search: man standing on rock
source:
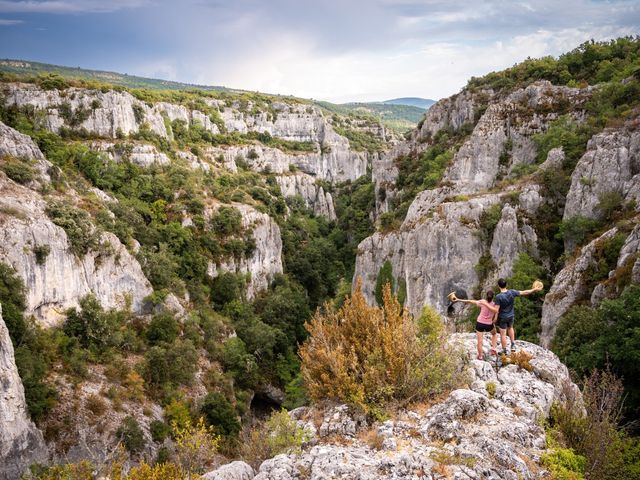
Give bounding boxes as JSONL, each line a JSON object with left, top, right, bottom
{"left": 494, "top": 278, "right": 542, "bottom": 354}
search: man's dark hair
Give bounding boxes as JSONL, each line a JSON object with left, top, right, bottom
{"left": 498, "top": 278, "right": 507, "bottom": 288}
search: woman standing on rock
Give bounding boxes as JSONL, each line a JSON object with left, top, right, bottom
{"left": 449, "top": 291, "right": 499, "bottom": 360}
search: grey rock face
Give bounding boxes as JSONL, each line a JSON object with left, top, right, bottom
{"left": 201, "top": 461, "right": 255, "bottom": 480}
{"left": 490, "top": 204, "right": 538, "bottom": 281}
{"left": 254, "top": 334, "right": 580, "bottom": 480}
{"left": 2, "top": 83, "right": 373, "bottom": 184}
{"left": 0, "top": 120, "right": 52, "bottom": 185}
{"left": 0, "top": 304, "right": 48, "bottom": 480}
{"left": 0, "top": 174, "right": 153, "bottom": 326}
{"left": 540, "top": 228, "right": 619, "bottom": 347}
{"left": 360, "top": 82, "right": 590, "bottom": 316}
{"left": 207, "top": 203, "right": 283, "bottom": 299}
{"left": 564, "top": 128, "right": 640, "bottom": 221}
{"left": 89, "top": 141, "right": 171, "bottom": 167}
{"left": 275, "top": 173, "right": 336, "bottom": 220}
{"left": 354, "top": 195, "right": 502, "bottom": 316}
{"left": 204, "top": 140, "right": 369, "bottom": 184}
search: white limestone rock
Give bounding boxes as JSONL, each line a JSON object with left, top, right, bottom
{"left": 207, "top": 203, "right": 283, "bottom": 299}
{"left": 202, "top": 461, "right": 255, "bottom": 480}
{"left": 89, "top": 141, "right": 170, "bottom": 167}
{"left": 254, "top": 333, "right": 580, "bottom": 480}
{"left": 540, "top": 228, "right": 619, "bottom": 347}
{"left": 275, "top": 173, "right": 336, "bottom": 220}
{"left": 0, "top": 304, "right": 48, "bottom": 480}
{"left": 564, "top": 127, "right": 640, "bottom": 222}
{"left": 0, "top": 174, "right": 153, "bottom": 326}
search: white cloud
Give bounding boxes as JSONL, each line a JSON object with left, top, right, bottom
{"left": 0, "top": 17, "right": 22, "bottom": 23}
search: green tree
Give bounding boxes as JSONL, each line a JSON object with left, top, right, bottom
{"left": 374, "top": 260, "right": 395, "bottom": 306}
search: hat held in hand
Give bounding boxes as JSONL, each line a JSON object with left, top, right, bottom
{"left": 532, "top": 280, "right": 544, "bottom": 290}
{"left": 447, "top": 291, "right": 458, "bottom": 302}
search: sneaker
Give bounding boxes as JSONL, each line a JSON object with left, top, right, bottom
{"left": 511, "top": 343, "right": 517, "bottom": 353}
{"left": 477, "top": 354, "right": 484, "bottom": 360}
{"left": 490, "top": 349, "right": 497, "bottom": 356}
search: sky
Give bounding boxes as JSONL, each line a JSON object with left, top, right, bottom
{"left": 0, "top": 1, "right": 638, "bottom": 103}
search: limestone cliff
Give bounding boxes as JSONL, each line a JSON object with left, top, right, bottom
{"left": 207, "top": 334, "right": 580, "bottom": 480}
{"left": 207, "top": 202, "right": 283, "bottom": 299}
{"left": 357, "top": 81, "right": 586, "bottom": 317}
{"left": 0, "top": 304, "right": 48, "bottom": 480}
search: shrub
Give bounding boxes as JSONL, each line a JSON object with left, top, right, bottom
{"left": 558, "top": 215, "right": 601, "bottom": 253}
{"left": 486, "top": 382, "right": 497, "bottom": 398}
{"left": 146, "top": 313, "right": 179, "bottom": 346}
{"left": 63, "top": 294, "right": 119, "bottom": 353}
{"left": 374, "top": 260, "right": 395, "bottom": 306}
{"left": 1, "top": 156, "right": 35, "bottom": 184}
{"left": 502, "top": 350, "right": 533, "bottom": 371}
{"left": 172, "top": 417, "right": 219, "bottom": 475}
{"left": 126, "top": 462, "right": 187, "bottom": 480}
{"left": 541, "top": 446, "right": 586, "bottom": 480}
{"left": 33, "top": 244, "right": 50, "bottom": 265}
{"left": 45, "top": 200, "right": 101, "bottom": 257}
{"left": 200, "top": 392, "right": 241, "bottom": 438}
{"left": 85, "top": 394, "right": 107, "bottom": 417}
{"left": 300, "top": 281, "right": 457, "bottom": 415}
{"left": 117, "top": 416, "right": 146, "bottom": 454}
{"left": 143, "top": 339, "right": 198, "bottom": 391}
{"left": 150, "top": 420, "right": 171, "bottom": 443}
{"left": 241, "top": 409, "right": 310, "bottom": 468}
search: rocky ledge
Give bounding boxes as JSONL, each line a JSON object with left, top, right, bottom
{"left": 203, "top": 334, "right": 579, "bottom": 480}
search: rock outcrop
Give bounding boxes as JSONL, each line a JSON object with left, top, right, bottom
{"left": 0, "top": 173, "right": 153, "bottom": 326}
{"left": 202, "top": 461, "right": 255, "bottom": 480}
{"left": 0, "top": 304, "right": 48, "bottom": 480}
{"left": 540, "top": 228, "right": 619, "bottom": 347}
{"left": 2, "top": 83, "right": 373, "bottom": 184}
{"left": 251, "top": 334, "right": 579, "bottom": 480}
{"left": 563, "top": 127, "right": 640, "bottom": 222}
{"left": 358, "top": 81, "right": 591, "bottom": 317}
{"left": 89, "top": 141, "right": 171, "bottom": 167}
{"left": 354, "top": 195, "right": 502, "bottom": 316}
{"left": 275, "top": 173, "right": 336, "bottom": 220}
{"left": 208, "top": 203, "right": 283, "bottom": 299}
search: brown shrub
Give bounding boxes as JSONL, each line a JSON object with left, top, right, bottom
{"left": 85, "top": 394, "right": 108, "bottom": 418}
{"left": 300, "top": 281, "right": 457, "bottom": 417}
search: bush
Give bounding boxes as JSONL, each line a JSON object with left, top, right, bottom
{"left": 150, "top": 420, "right": 171, "bottom": 443}
{"left": 146, "top": 313, "right": 179, "bottom": 346}
{"left": 300, "top": 281, "right": 457, "bottom": 415}
{"left": 241, "top": 409, "right": 310, "bottom": 468}
{"left": 200, "top": 392, "right": 241, "bottom": 438}
{"left": 45, "top": 200, "right": 101, "bottom": 257}
{"left": 541, "top": 446, "right": 586, "bottom": 480}
{"left": 172, "top": 417, "right": 219, "bottom": 475}
{"left": 374, "top": 260, "right": 395, "bottom": 306}
{"left": 143, "top": 339, "right": 199, "bottom": 392}
{"left": 63, "top": 294, "right": 121, "bottom": 353}
{"left": 117, "top": 416, "right": 146, "bottom": 454}
{"left": 1, "top": 156, "right": 35, "bottom": 184}
{"left": 33, "top": 244, "right": 50, "bottom": 265}
{"left": 126, "top": 462, "right": 187, "bottom": 480}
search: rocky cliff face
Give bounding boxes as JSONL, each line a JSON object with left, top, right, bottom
{"left": 229, "top": 334, "right": 581, "bottom": 480}
{"left": 0, "top": 304, "right": 48, "bottom": 480}
{"left": 207, "top": 203, "right": 284, "bottom": 299}
{"left": 357, "top": 81, "right": 586, "bottom": 317}
{"left": 275, "top": 173, "right": 336, "bottom": 220}
{"left": 0, "top": 122, "right": 153, "bottom": 326}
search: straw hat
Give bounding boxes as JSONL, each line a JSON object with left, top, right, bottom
{"left": 532, "top": 280, "right": 544, "bottom": 290}
{"left": 447, "top": 291, "right": 458, "bottom": 302}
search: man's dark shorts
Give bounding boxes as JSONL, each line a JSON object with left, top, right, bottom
{"left": 498, "top": 317, "right": 514, "bottom": 329}
{"left": 475, "top": 322, "right": 494, "bottom": 333}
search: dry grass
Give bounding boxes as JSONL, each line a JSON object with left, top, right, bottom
{"left": 502, "top": 350, "right": 533, "bottom": 371}
{"left": 358, "top": 428, "right": 385, "bottom": 450}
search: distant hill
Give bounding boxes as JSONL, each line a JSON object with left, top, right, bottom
{"left": 382, "top": 97, "right": 436, "bottom": 109}
{"left": 0, "top": 59, "right": 427, "bottom": 132}
{"left": 0, "top": 59, "right": 231, "bottom": 92}
{"left": 317, "top": 101, "right": 427, "bottom": 132}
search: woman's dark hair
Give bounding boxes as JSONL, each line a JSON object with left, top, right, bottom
{"left": 486, "top": 290, "right": 494, "bottom": 302}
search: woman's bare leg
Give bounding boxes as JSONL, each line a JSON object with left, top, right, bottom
{"left": 476, "top": 331, "right": 483, "bottom": 359}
